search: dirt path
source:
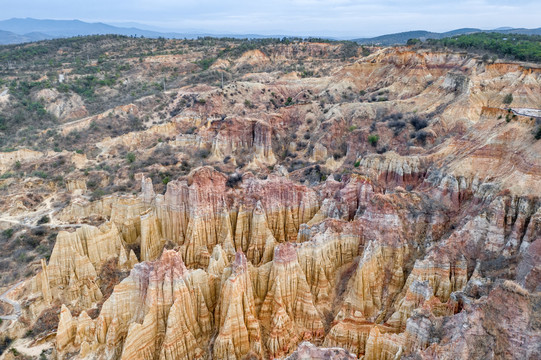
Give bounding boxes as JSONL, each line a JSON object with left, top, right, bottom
{"left": 0, "top": 281, "right": 23, "bottom": 321}
{"left": 0, "top": 195, "right": 80, "bottom": 230}
{"left": 0, "top": 216, "right": 80, "bottom": 230}
{"left": 511, "top": 107, "right": 541, "bottom": 118}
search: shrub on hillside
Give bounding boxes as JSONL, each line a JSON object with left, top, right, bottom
{"left": 226, "top": 173, "right": 243, "bottom": 188}
{"left": 410, "top": 116, "right": 428, "bottom": 130}
{"left": 368, "top": 134, "right": 379, "bottom": 147}
{"left": 535, "top": 126, "right": 541, "bottom": 140}
{"left": 503, "top": 93, "right": 513, "bottom": 105}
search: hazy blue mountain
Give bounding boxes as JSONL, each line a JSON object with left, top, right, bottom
{"left": 0, "top": 30, "right": 32, "bottom": 45}
{"left": 498, "top": 28, "right": 541, "bottom": 35}
{"left": 0, "top": 18, "right": 287, "bottom": 45}
{"left": 0, "top": 29, "right": 53, "bottom": 45}
{"left": 23, "top": 31, "right": 53, "bottom": 41}
{"left": 0, "top": 18, "right": 184, "bottom": 38}
{"left": 106, "top": 22, "right": 224, "bottom": 35}
{"left": 106, "top": 22, "right": 177, "bottom": 32}
{"left": 354, "top": 27, "right": 541, "bottom": 45}
{"left": 0, "top": 18, "right": 540, "bottom": 46}
{"left": 441, "top": 28, "right": 482, "bottom": 37}
{"left": 354, "top": 28, "right": 481, "bottom": 45}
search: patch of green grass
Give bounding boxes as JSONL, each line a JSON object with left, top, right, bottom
{"left": 31, "top": 171, "right": 48, "bottom": 179}
{"left": 126, "top": 152, "right": 136, "bottom": 163}
{"left": 368, "top": 134, "right": 379, "bottom": 147}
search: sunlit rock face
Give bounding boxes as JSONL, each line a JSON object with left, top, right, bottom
{"left": 32, "top": 223, "right": 137, "bottom": 309}
{"left": 44, "top": 163, "right": 541, "bottom": 359}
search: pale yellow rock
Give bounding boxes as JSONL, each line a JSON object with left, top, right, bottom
{"left": 140, "top": 211, "right": 165, "bottom": 261}
{"left": 243, "top": 201, "right": 277, "bottom": 265}
{"left": 252, "top": 121, "right": 277, "bottom": 165}
{"left": 34, "top": 223, "right": 130, "bottom": 307}
{"left": 364, "top": 327, "right": 404, "bottom": 360}
{"left": 65, "top": 177, "right": 87, "bottom": 193}
{"left": 213, "top": 252, "right": 263, "bottom": 360}
{"left": 342, "top": 240, "right": 407, "bottom": 322}
{"left": 57, "top": 195, "right": 144, "bottom": 248}
{"left": 258, "top": 243, "right": 325, "bottom": 345}
{"left": 120, "top": 310, "right": 159, "bottom": 360}
{"left": 158, "top": 282, "right": 211, "bottom": 360}
{"left": 311, "top": 143, "right": 328, "bottom": 162}
{"left": 56, "top": 305, "right": 77, "bottom": 353}
{"left": 207, "top": 244, "right": 230, "bottom": 277}
{"left": 39, "top": 258, "right": 52, "bottom": 305}
{"left": 183, "top": 208, "right": 235, "bottom": 268}
{"left": 156, "top": 180, "right": 190, "bottom": 244}
{"left": 0, "top": 148, "right": 42, "bottom": 172}
{"left": 110, "top": 196, "right": 146, "bottom": 245}
{"left": 141, "top": 175, "right": 156, "bottom": 205}
{"left": 387, "top": 252, "right": 467, "bottom": 331}
{"left": 79, "top": 341, "right": 91, "bottom": 358}
{"left": 58, "top": 196, "right": 116, "bottom": 222}
{"left": 324, "top": 240, "right": 408, "bottom": 356}
{"left": 296, "top": 223, "right": 360, "bottom": 310}
{"left": 75, "top": 311, "right": 95, "bottom": 347}
{"left": 97, "top": 121, "right": 179, "bottom": 152}
{"left": 356, "top": 151, "right": 424, "bottom": 186}
{"left": 70, "top": 152, "right": 88, "bottom": 168}
{"left": 265, "top": 277, "right": 298, "bottom": 358}
{"left": 75, "top": 250, "right": 215, "bottom": 359}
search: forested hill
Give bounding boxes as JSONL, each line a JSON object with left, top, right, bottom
{"left": 412, "top": 32, "right": 541, "bottom": 63}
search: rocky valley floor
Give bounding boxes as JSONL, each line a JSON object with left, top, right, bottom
{"left": 0, "top": 37, "right": 540, "bottom": 360}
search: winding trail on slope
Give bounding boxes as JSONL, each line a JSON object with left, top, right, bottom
{"left": 0, "top": 281, "right": 23, "bottom": 321}
{"left": 0, "top": 196, "right": 81, "bottom": 230}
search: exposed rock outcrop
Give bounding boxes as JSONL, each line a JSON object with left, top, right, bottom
{"left": 213, "top": 252, "right": 262, "bottom": 359}
{"left": 32, "top": 223, "right": 135, "bottom": 309}
{"left": 6, "top": 44, "right": 541, "bottom": 360}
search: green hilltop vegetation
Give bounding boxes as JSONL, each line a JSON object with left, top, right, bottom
{"left": 411, "top": 32, "right": 541, "bottom": 63}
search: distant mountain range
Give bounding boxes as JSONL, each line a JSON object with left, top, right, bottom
{"left": 0, "top": 18, "right": 280, "bottom": 45}
{"left": 354, "top": 27, "right": 541, "bottom": 45}
{"left": 0, "top": 18, "right": 540, "bottom": 46}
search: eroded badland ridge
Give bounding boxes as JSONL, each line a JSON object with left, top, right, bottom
{"left": 0, "top": 36, "right": 540, "bottom": 360}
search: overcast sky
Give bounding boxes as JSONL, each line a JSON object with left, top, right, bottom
{"left": 3, "top": 0, "right": 540, "bottom": 38}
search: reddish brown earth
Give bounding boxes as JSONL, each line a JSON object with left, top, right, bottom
{"left": 0, "top": 38, "right": 540, "bottom": 359}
